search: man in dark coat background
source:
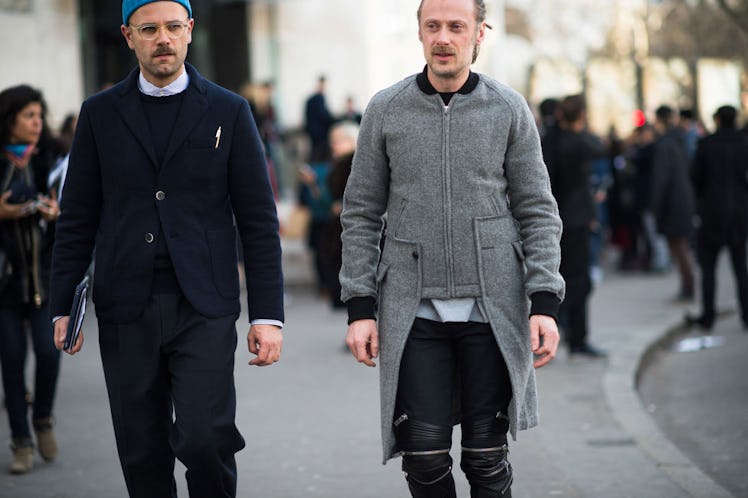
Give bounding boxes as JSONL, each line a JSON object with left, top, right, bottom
{"left": 49, "top": 1, "right": 284, "bottom": 496}
{"left": 650, "top": 105, "right": 696, "bottom": 301}
{"left": 304, "top": 75, "right": 335, "bottom": 162}
{"left": 688, "top": 105, "right": 748, "bottom": 330}
{"left": 542, "top": 94, "right": 607, "bottom": 357}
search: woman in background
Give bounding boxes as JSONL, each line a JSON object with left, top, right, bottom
{"left": 0, "top": 84, "right": 62, "bottom": 474}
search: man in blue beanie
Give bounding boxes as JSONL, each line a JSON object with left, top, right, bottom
{"left": 50, "top": 1, "right": 284, "bottom": 497}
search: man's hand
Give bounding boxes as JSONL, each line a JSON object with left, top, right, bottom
{"left": 54, "top": 316, "right": 84, "bottom": 355}
{"left": 345, "top": 319, "right": 379, "bottom": 367}
{"left": 247, "top": 324, "right": 283, "bottom": 366}
{"left": 530, "top": 314, "right": 559, "bottom": 368}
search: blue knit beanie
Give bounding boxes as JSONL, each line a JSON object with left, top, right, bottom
{"left": 122, "top": 0, "right": 192, "bottom": 25}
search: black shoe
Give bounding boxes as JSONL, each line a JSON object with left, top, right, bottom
{"left": 569, "top": 343, "right": 608, "bottom": 358}
{"left": 684, "top": 313, "right": 713, "bottom": 330}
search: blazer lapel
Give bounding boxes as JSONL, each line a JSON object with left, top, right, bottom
{"left": 162, "top": 83, "right": 209, "bottom": 167}
{"left": 115, "top": 72, "right": 159, "bottom": 169}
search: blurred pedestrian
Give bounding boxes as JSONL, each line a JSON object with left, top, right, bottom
{"left": 48, "top": 1, "right": 284, "bottom": 496}
{"left": 340, "top": 0, "right": 564, "bottom": 495}
{"left": 57, "top": 113, "right": 77, "bottom": 156}
{"left": 304, "top": 75, "right": 335, "bottom": 162}
{"left": 0, "top": 84, "right": 62, "bottom": 474}
{"left": 687, "top": 105, "right": 748, "bottom": 331}
{"left": 588, "top": 128, "right": 617, "bottom": 284}
{"left": 47, "top": 112, "right": 79, "bottom": 203}
{"left": 325, "top": 121, "right": 359, "bottom": 309}
{"left": 297, "top": 158, "right": 333, "bottom": 296}
{"left": 241, "top": 81, "right": 282, "bottom": 197}
{"left": 542, "top": 94, "right": 607, "bottom": 358}
{"left": 628, "top": 123, "right": 669, "bottom": 272}
{"left": 678, "top": 108, "right": 702, "bottom": 162}
{"left": 650, "top": 105, "right": 696, "bottom": 301}
{"left": 340, "top": 96, "right": 362, "bottom": 124}
{"left": 537, "top": 97, "right": 558, "bottom": 139}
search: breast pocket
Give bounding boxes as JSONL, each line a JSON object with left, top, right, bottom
{"left": 186, "top": 138, "right": 215, "bottom": 149}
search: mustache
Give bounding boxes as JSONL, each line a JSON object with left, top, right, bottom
{"left": 432, "top": 47, "right": 455, "bottom": 56}
{"left": 152, "top": 47, "right": 176, "bottom": 57}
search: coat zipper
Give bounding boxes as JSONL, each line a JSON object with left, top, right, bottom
{"left": 442, "top": 100, "right": 455, "bottom": 296}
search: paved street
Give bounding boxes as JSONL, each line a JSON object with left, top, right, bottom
{"left": 0, "top": 243, "right": 742, "bottom": 497}
{"left": 639, "top": 317, "right": 748, "bottom": 498}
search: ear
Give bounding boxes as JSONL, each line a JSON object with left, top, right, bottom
{"left": 475, "top": 21, "right": 486, "bottom": 45}
{"left": 121, "top": 25, "right": 135, "bottom": 49}
{"left": 186, "top": 18, "right": 195, "bottom": 44}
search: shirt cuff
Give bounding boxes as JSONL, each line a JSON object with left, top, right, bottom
{"left": 250, "top": 319, "right": 284, "bottom": 329}
{"left": 52, "top": 316, "right": 64, "bottom": 323}
{"left": 529, "top": 292, "right": 560, "bottom": 322}
{"left": 346, "top": 296, "right": 376, "bottom": 325}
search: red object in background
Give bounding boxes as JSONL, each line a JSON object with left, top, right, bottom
{"left": 633, "top": 109, "right": 647, "bottom": 128}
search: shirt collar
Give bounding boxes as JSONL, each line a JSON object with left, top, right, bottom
{"left": 416, "top": 65, "right": 479, "bottom": 96}
{"left": 138, "top": 68, "right": 189, "bottom": 97}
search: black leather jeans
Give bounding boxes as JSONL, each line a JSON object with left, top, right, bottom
{"left": 395, "top": 318, "right": 513, "bottom": 497}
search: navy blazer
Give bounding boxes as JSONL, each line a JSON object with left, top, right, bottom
{"left": 50, "top": 64, "right": 284, "bottom": 324}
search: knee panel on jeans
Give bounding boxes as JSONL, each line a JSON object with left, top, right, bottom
{"left": 395, "top": 414, "right": 453, "bottom": 486}
{"left": 460, "top": 413, "right": 512, "bottom": 495}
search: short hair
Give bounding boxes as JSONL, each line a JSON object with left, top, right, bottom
{"left": 539, "top": 98, "right": 558, "bottom": 119}
{"left": 679, "top": 109, "right": 694, "bottom": 120}
{"left": 0, "top": 84, "right": 49, "bottom": 145}
{"left": 655, "top": 105, "right": 674, "bottom": 124}
{"left": 558, "top": 94, "right": 585, "bottom": 124}
{"left": 417, "top": 0, "right": 487, "bottom": 25}
{"left": 714, "top": 105, "right": 737, "bottom": 128}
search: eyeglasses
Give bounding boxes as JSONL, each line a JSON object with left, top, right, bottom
{"left": 129, "top": 21, "right": 189, "bottom": 41}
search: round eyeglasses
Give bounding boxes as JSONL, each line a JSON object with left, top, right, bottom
{"left": 129, "top": 21, "right": 189, "bottom": 41}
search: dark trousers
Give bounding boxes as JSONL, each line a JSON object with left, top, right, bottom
{"left": 697, "top": 232, "right": 748, "bottom": 325}
{"left": 396, "top": 317, "right": 512, "bottom": 435}
{"left": 668, "top": 237, "right": 696, "bottom": 296}
{"left": 0, "top": 303, "right": 60, "bottom": 441}
{"left": 559, "top": 226, "right": 591, "bottom": 349}
{"left": 98, "top": 293, "right": 245, "bottom": 498}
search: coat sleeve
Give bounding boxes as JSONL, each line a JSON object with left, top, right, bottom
{"left": 339, "top": 95, "right": 390, "bottom": 305}
{"left": 502, "top": 96, "right": 565, "bottom": 304}
{"left": 228, "top": 99, "right": 284, "bottom": 323}
{"left": 49, "top": 101, "right": 102, "bottom": 318}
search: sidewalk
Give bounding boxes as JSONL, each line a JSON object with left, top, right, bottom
{"left": 0, "top": 244, "right": 738, "bottom": 497}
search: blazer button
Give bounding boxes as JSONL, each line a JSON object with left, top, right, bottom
{"left": 156, "top": 190, "right": 166, "bottom": 201}
{"left": 144, "top": 232, "right": 155, "bottom": 244}
{"left": 412, "top": 251, "right": 419, "bottom": 259}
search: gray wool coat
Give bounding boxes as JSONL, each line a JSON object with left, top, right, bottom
{"left": 340, "top": 72, "right": 565, "bottom": 463}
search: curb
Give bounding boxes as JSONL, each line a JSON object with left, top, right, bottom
{"left": 603, "top": 313, "right": 734, "bottom": 498}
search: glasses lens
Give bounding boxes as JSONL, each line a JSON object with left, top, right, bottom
{"left": 138, "top": 25, "right": 159, "bottom": 39}
{"left": 166, "top": 22, "right": 186, "bottom": 38}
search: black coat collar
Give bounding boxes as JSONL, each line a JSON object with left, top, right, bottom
{"left": 416, "top": 65, "right": 479, "bottom": 96}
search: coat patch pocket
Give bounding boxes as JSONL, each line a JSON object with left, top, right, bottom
{"left": 476, "top": 216, "right": 519, "bottom": 248}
